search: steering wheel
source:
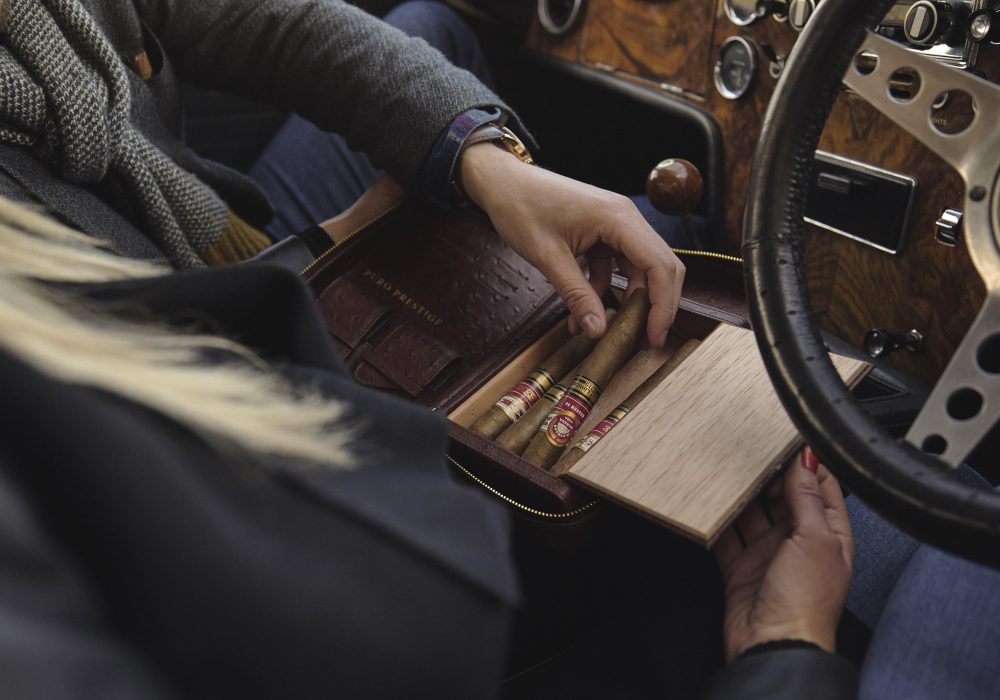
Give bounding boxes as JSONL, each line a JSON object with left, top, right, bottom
{"left": 744, "top": 0, "right": 1000, "bottom": 565}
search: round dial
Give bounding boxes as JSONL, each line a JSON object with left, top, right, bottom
{"left": 714, "top": 37, "right": 758, "bottom": 100}
{"left": 724, "top": 0, "right": 760, "bottom": 26}
{"left": 538, "top": 0, "right": 584, "bottom": 36}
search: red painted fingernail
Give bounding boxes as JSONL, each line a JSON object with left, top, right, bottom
{"left": 803, "top": 447, "right": 819, "bottom": 473}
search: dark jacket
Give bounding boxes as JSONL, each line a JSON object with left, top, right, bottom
{"left": 0, "top": 263, "right": 517, "bottom": 699}
{"left": 0, "top": 262, "right": 858, "bottom": 698}
{"left": 0, "top": 0, "right": 510, "bottom": 261}
{"left": 702, "top": 649, "right": 858, "bottom": 699}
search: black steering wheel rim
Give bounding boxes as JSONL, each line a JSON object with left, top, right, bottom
{"left": 743, "top": 0, "right": 1000, "bottom": 565}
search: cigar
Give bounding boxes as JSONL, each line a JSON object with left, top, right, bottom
{"left": 551, "top": 339, "right": 701, "bottom": 474}
{"left": 470, "top": 318, "right": 609, "bottom": 439}
{"left": 522, "top": 288, "right": 651, "bottom": 470}
{"left": 494, "top": 364, "right": 580, "bottom": 454}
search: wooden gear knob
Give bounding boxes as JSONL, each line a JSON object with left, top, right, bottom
{"left": 645, "top": 159, "right": 704, "bottom": 215}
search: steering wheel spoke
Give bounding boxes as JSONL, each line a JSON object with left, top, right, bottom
{"left": 906, "top": 294, "right": 1000, "bottom": 467}
{"left": 842, "top": 31, "right": 1000, "bottom": 184}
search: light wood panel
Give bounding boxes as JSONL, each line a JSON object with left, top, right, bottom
{"left": 565, "top": 324, "right": 868, "bottom": 543}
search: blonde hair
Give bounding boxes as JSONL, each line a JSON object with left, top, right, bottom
{"left": 0, "top": 198, "right": 355, "bottom": 467}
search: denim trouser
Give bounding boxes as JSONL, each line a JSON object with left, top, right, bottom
{"left": 847, "top": 467, "right": 1000, "bottom": 700}
{"left": 248, "top": 1, "right": 691, "bottom": 247}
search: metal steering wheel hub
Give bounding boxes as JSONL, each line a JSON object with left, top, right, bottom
{"left": 743, "top": 0, "right": 1000, "bottom": 564}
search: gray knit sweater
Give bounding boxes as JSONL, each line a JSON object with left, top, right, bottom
{"left": 0, "top": 0, "right": 512, "bottom": 261}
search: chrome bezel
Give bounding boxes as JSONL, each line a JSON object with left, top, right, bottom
{"left": 724, "top": 0, "right": 759, "bottom": 26}
{"left": 803, "top": 151, "right": 917, "bottom": 255}
{"left": 714, "top": 36, "right": 758, "bottom": 100}
{"left": 538, "top": 0, "right": 584, "bottom": 36}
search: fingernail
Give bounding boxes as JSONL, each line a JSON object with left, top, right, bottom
{"left": 657, "top": 330, "right": 669, "bottom": 348}
{"left": 802, "top": 447, "right": 819, "bottom": 473}
{"left": 581, "top": 313, "right": 602, "bottom": 337}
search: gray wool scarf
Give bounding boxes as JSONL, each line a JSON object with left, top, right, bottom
{"left": 0, "top": 0, "right": 227, "bottom": 267}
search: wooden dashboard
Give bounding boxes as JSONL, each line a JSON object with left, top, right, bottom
{"left": 523, "top": 0, "right": 998, "bottom": 385}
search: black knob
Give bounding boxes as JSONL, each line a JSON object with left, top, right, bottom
{"left": 864, "top": 328, "right": 924, "bottom": 359}
{"left": 968, "top": 9, "right": 1000, "bottom": 44}
{"left": 754, "top": 0, "right": 787, "bottom": 19}
{"left": 903, "top": 0, "right": 959, "bottom": 46}
{"left": 787, "top": 0, "right": 814, "bottom": 31}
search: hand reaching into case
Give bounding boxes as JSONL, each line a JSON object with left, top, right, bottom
{"left": 459, "top": 142, "right": 685, "bottom": 349}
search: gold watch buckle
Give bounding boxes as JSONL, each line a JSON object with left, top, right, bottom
{"left": 497, "top": 126, "right": 534, "bottom": 165}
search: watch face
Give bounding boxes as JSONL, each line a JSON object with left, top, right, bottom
{"left": 715, "top": 37, "right": 757, "bottom": 100}
{"left": 725, "top": 0, "right": 759, "bottom": 25}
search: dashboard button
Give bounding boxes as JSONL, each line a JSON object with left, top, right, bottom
{"left": 787, "top": 0, "right": 815, "bottom": 31}
{"left": 903, "top": 0, "right": 956, "bottom": 46}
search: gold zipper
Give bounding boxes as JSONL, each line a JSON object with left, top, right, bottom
{"left": 299, "top": 201, "right": 407, "bottom": 278}
{"left": 446, "top": 455, "right": 600, "bottom": 520}
{"left": 672, "top": 248, "right": 744, "bottom": 264}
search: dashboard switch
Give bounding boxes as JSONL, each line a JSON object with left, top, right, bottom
{"left": 935, "top": 208, "right": 964, "bottom": 246}
{"left": 903, "top": 0, "right": 959, "bottom": 47}
{"left": 787, "top": 0, "right": 815, "bottom": 31}
{"left": 968, "top": 9, "right": 1000, "bottom": 44}
{"left": 865, "top": 328, "right": 924, "bottom": 359}
{"left": 754, "top": 0, "right": 788, "bottom": 20}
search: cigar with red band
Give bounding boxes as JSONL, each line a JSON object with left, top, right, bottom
{"left": 494, "top": 363, "right": 580, "bottom": 454}
{"left": 522, "top": 289, "right": 651, "bottom": 469}
{"left": 551, "top": 338, "right": 701, "bottom": 474}
{"left": 470, "top": 318, "right": 608, "bottom": 439}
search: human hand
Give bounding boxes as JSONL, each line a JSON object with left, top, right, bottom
{"left": 713, "top": 449, "right": 854, "bottom": 662}
{"left": 459, "top": 142, "right": 685, "bottom": 348}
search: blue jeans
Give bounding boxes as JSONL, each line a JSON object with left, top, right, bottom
{"left": 847, "top": 469, "right": 1000, "bottom": 700}
{"left": 248, "top": 1, "right": 691, "bottom": 247}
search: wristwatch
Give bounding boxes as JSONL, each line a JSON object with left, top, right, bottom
{"left": 451, "top": 124, "right": 534, "bottom": 208}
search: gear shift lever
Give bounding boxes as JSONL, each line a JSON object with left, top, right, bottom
{"left": 645, "top": 159, "right": 705, "bottom": 250}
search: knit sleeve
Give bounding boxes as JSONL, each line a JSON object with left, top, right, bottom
{"left": 132, "top": 0, "right": 516, "bottom": 190}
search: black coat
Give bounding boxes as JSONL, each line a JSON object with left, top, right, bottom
{"left": 0, "top": 263, "right": 516, "bottom": 699}
{"left": 0, "top": 263, "right": 856, "bottom": 698}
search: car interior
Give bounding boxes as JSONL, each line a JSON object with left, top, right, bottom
{"left": 181, "top": 0, "right": 1000, "bottom": 554}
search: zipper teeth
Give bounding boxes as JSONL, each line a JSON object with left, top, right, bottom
{"left": 672, "top": 248, "right": 744, "bottom": 264}
{"left": 446, "top": 455, "right": 600, "bottom": 520}
{"left": 299, "top": 201, "right": 406, "bottom": 278}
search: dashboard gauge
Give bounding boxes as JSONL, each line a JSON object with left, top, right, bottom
{"left": 724, "top": 0, "right": 759, "bottom": 26}
{"left": 538, "top": 0, "right": 584, "bottom": 36}
{"left": 714, "top": 37, "right": 758, "bottom": 100}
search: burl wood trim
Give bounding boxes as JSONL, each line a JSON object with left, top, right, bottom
{"left": 525, "top": 1, "right": 588, "bottom": 63}
{"left": 806, "top": 92, "right": 988, "bottom": 384}
{"left": 524, "top": 0, "right": 998, "bottom": 383}
{"left": 577, "top": 0, "right": 716, "bottom": 97}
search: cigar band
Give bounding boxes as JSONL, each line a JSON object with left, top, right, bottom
{"left": 543, "top": 383, "right": 568, "bottom": 404}
{"left": 495, "top": 369, "right": 554, "bottom": 422}
{"left": 574, "top": 405, "right": 630, "bottom": 453}
{"left": 568, "top": 375, "right": 602, "bottom": 404}
{"left": 543, "top": 386, "right": 597, "bottom": 448}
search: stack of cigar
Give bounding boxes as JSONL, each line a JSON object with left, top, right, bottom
{"left": 471, "top": 289, "right": 699, "bottom": 472}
